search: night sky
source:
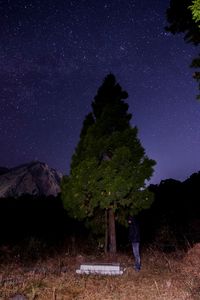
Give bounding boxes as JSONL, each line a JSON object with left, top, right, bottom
{"left": 1, "top": 0, "right": 200, "bottom": 184}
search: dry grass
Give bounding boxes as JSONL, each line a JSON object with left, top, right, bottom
{"left": 0, "top": 245, "right": 200, "bottom": 300}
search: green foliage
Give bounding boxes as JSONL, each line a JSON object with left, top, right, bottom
{"left": 166, "top": 0, "right": 200, "bottom": 45}
{"left": 189, "top": 0, "right": 200, "bottom": 24}
{"left": 166, "top": 0, "right": 200, "bottom": 98}
{"left": 61, "top": 74, "right": 156, "bottom": 234}
{"left": 188, "top": 0, "right": 200, "bottom": 98}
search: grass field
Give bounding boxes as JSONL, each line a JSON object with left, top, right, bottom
{"left": 0, "top": 244, "right": 200, "bottom": 299}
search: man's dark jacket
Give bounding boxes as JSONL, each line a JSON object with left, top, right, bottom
{"left": 128, "top": 216, "right": 140, "bottom": 242}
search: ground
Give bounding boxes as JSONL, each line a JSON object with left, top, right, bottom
{"left": 0, "top": 244, "right": 200, "bottom": 300}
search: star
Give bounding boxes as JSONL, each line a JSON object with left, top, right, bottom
{"left": 0, "top": 0, "right": 199, "bottom": 184}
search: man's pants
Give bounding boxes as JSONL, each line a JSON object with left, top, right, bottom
{"left": 132, "top": 242, "right": 141, "bottom": 270}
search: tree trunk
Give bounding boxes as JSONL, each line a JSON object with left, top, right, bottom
{"left": 104, "top": 209, "right": 108, "bottom": 254}
{"left": 108, "top": 208, "right": 116, "bottom": 253}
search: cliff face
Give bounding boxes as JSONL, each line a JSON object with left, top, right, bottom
{"left": 0, "top": 161, "right": 62, "bottom": 198}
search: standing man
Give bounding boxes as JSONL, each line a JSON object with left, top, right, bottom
{"left": 128, "top": 215, "right": 141, "bottom": 271}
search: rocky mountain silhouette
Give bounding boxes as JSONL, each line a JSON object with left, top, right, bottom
{"left": 0, "top": 161, "right": 62, "bottom": 198}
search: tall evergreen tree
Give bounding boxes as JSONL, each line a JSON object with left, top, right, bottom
{"left": 61, "top": 74, "right": 156, "bottom": 253}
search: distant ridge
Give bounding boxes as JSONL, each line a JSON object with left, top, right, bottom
{"left": 0, "top": 161, "right": 62, "bottom": 198}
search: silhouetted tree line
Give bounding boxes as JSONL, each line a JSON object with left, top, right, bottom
{"left": 0, "top": 194, "right": 86, "bottom": 246}
{"left": 140, "top": 173, "right": 200, "bottom": 251}
{"left": 0, "top": 171, "right": 200, "bottom": 251}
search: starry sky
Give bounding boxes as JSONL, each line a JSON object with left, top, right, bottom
{"left": 0, "top": 0, "right": 200, "bottom": 184}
